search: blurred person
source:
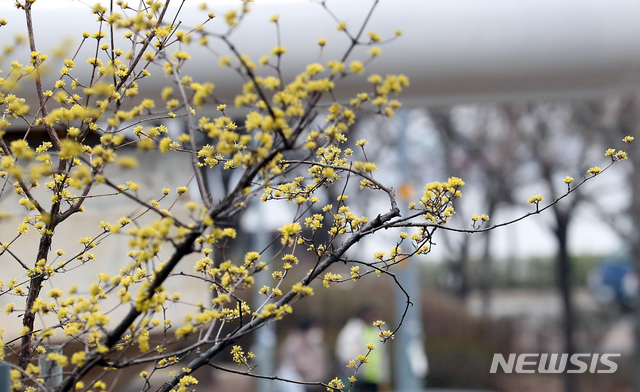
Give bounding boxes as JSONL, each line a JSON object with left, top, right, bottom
{"left": 336, "top": 306, "right": 390, "bottom": 392}
{"left": 278, "top": 318, "right": 329, "bottom": 392}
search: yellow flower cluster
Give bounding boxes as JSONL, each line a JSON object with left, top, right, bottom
{"left": 292, "top": 282, "right": 314, "bottom": 296}
{"left": 322, "top": 272, "right": 342, "bottom": 288}
{"left": 327, "top": 377, "right": 345, "bottom": 391}
{"left": 470, "top": 214, "right": 490, "bottom": 230}
{"left": 528, "top": 194, "right": 544, "bottom": 204}
{"left": 231, "top": 345, "right": 255, "bottom": 367}
{"left": 279, "top": 222, "right": 302, "bottom": 246}
{"left": 417, "top": 177, "right": 465, "bottom": 225}
{"left": 587, "top": 166, "right": 602, "bottom": 175}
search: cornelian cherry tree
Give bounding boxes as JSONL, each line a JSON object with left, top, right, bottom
{"left": 0, "top": 1, "right": 631, "bottom": 391}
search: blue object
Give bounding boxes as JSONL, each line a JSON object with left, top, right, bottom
{"left": 588, "top": 257, "right": 638, "bottom": 309}
{"left": 0, "top": 361, "right": 10, "bottom": 392}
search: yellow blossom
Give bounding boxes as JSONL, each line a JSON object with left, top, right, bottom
{"left": 587, "top": 166, "right": 602, "bottom": 175}
{"left": 528, "top": 194, "right": 544, "bottom": 204}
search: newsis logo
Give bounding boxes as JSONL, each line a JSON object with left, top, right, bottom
{"left": 490, "top": 353, "right": 621, "bottom": 374}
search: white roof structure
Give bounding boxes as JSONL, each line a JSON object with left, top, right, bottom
{"left": 1, "top": 0, "right": 640, "bottom": 105}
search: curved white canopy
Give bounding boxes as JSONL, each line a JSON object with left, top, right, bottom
{"left": 2, "top": 0, "right": 640, "bottom": 106}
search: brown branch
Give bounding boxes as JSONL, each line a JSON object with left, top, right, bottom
{"left": 24, "top": 2, "right": 62, "bottom": 150}
{"left": 171, "top": 66, "right": 212, "bottom": 209}
{"left": 208, "top": 362, "right": 336, "bottom": 390}
{"left": 219, "top": 36, "right": 289, "bottom": 146}
{"left": 100, "top": 176, "right": 189, "bottom": 228}
{"left": 386, "top": 159, "right": 618, "bottom": 234}
{"left": 157, "top": 204, "right": 401, "bottom": 392}
{"left": 114, "top": 0, "right": 172, "bottom": 93}
{"left": 281, "top": 159, "right": 396, "bottom": 208}
{"left": 17, "top": 232, "right": 53, "bottom": 369}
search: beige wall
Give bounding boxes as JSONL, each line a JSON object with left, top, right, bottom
{"left": 0, "top": 150, "right": 211, "bottom": 336}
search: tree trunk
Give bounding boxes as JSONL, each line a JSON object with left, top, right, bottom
{"left": 451, "top": 235, "right": 471, "bottom": 300}
{"left": 479, "top": 202, "right": 497, "bottom": 317}
{"left": 628, "top": 133, "right": 640, "bottom": 392}
{"left": 556, "top": 212, "right": 576, "bottom": 392}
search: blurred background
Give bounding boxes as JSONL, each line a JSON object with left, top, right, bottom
{"left": 3, "top": 0, "right": 640, "bottom": 391}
